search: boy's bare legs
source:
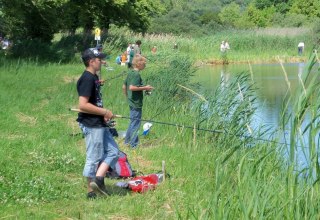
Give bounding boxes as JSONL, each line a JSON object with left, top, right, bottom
{"left": 96, "top": 162, "right": 109, "bottom": 176}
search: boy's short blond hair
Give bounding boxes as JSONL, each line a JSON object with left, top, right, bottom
{"left": 132, "top": 54, "right": 146, "bottom": 67}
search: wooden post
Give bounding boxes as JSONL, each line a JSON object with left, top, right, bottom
{"left": 193, "top": 124, "right": 196, "bottom": 147}
{"left": 162, "top": 160, "right": 166, "bottom": 182}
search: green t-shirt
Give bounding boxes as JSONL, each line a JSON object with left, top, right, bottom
{"left": 124, "top": 69, "right": 143, "bottom": 108}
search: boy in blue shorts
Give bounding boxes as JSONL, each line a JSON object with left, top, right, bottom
{"left": 77, "top": 48, "right": 119, "bottom": 199}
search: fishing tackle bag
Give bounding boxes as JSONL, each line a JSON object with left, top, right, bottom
{"left": 106, "top": 150, "right": 135, "bottom": 179}
{"left": 128, "top": 173, "right": 164, "bottom": 193}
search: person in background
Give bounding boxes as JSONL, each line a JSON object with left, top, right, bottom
{"left": 121, "top": 53, "right": 127, "bottom": 66}
{"left": 225, "top": 40, "right": 230, "bottom": 50}
{"left": 151, "top": 46, "right": 157, "bottom": 54}
{"left": 94, "top": 44, "right": 107, "bottom": 80}
{"left": 2, "top": 38, "right": 10, "bottom": 50}
{"left": 126, "top": 43, "right": 132, "bottom": 56}
{"left": 122, "top": 54, "right": 153, "bottom": 148}
{"left": 298, "top": 42, "right": 305, "bottom": 56}
{"left": 127, "top": 44, "right": 135, "bottom": 68}
{"left": 116, "top": 55, "right": 121, "bottom": 65}
{"left": 220, "top": 41, "right": 226, "bottom": 52}
{"left": 133, "top": 40, "right": 142, "bottom": 55}
{"left": 173, "top": 43, "right": 178, "bottom": 49}
{"left": 77, "top": 48, "right": 119, "bottom": 199}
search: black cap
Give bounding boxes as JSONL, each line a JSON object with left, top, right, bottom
{"left": 81, "top": 48, "right": 106, "bottom": 62}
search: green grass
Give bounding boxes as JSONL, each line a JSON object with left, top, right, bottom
{"left": 1, "top": 51, "right": 320, "bottom": 219}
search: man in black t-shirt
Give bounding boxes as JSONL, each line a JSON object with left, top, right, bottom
{"left": 77, "top": 48, "right": 119, "bottom": 199}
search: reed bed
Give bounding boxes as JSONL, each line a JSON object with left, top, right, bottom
{"left": 108, "top": 28, "right": 311, "bottom": 65}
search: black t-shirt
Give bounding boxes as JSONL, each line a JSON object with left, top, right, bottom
{"left": 76, "top": 70, "right": 106, "bottom": 127}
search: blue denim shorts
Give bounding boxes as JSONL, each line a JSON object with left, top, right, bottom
{"left": 79, "top": 123, "right": 119, "bottom": 178}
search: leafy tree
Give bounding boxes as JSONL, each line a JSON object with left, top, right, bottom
{"left": 219, "top": 3, "right": 242, "bottom": 27}
{"left": 199, "top": 11, "right": 221, "bottom": 25}
{"left": 241, "top": 3, "right": 275, "bottom": 27}
{"left": 289, "top": 0, "right": 320, "bottom": 18}
{"left": 0, "top": 0, "right": 63, "bottom": 42}
{"left": 148, "top": 9, "right": 204, "bottom": 36}
{"left": 280, "top": 13, "right": 309, "bottom": 27}
{"left": 275, "top": 2, "right": 291, "bottom": 13}
{"left": 0, "top": 0, "right": 164, "bottom": 42}
{"left": 254, "top": 0, "right": 274, "bottom": 9}
{"left": 220, "top": 0, "right": 250, "bottom": 6}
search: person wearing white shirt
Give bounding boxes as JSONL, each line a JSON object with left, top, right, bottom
{"left": 220, "top": 41, "right": 226, "bottom": 52}
{"left": 298, "top": 42, "right": 304, "bottom": 56}
{"left": 225, "top": 41, "right": 230, "bottom": 50}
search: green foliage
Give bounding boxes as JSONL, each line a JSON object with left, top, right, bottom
{"left": 199, "top": 11, "right": 220, "bottom": 25}
{"left": 0, "top": 0, "right": 164, "bottom": 42}
{"left": 145, "top": 53, "right": 197, "bottom": 102}
{"left": 219, "top": 3, "right": 242, "bottom": 27}
{"left": 254, "top": 0, "right": 274, "bottom": 9}
{"left": 279, "top": 13, "right": 309, "bottom": 27}
{"left": 199, "top": 73, "right": 258, "bottom": 147}
{"left": 311, "top": 19, "right": 320, "bottom": 44}
{"left": 148, "top": 9, "right": 205, "bottom": 36}
{"left": 1, "top": 0, "right": 319, "bottom": 41}
{"left": 146, "top": 0, "right": 317, "bottom": 35}
{"left": 280, "top": 52, "right": 320, "bottom": 180}
{"left": 243, "top": 3, "right": 275, "bottom": 27}
{"left": 7, "top": 33, "right": 100, "bottom": 63}
{"left": 0, "top": 0, "right": 60, "bottom": 42}
{"left": 289, "top": 0, "right": 320, "bottom": 18}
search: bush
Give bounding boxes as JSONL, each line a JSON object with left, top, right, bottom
{"left": 148, "top": 9, "right": 205, "bottom": 36}
{"left": 280, "top": 14, "right": 309, "bottom": 27}
{"left": 10, "top": 39, "right": 56, "bottom": 62}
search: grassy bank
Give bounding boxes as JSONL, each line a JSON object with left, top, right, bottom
{"left": 1, "top": 52, "right": 320, "bottom": 219}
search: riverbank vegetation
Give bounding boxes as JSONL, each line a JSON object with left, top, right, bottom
{"left": 110, "top": 27, "right": 313, "bottom": 65}
{"left": 1, "top": 51, "right": 320, "bottom": 219}
{"left": 0, "top": 27, "right": 314, "bottom": 65}
{"left": 1, "top": 0, "right": 320, "bottom": 65}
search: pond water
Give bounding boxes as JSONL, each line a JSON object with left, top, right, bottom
{"left": 195, "top": 62, "right": 317, "bottom": 169}
{"left": 196, "top": 62, "right": 306, "bottom": 128}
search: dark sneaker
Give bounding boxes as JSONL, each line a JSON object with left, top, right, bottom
{"left": 87, "top": 191, "right": 97, "bottom": 200}
{"left": 90, "top": 178, "right": 110, "bottom": 196}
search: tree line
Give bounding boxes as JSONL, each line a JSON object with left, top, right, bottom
{"left": 0, "top": 0, "right": 319, "bottom": 42}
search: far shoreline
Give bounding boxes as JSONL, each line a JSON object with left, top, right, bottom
{"left": 196, "top": 56, "right": 308, "bottom": 66}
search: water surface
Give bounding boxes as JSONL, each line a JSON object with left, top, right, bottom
{"left": 195, "top": 62, "right": 317, "bottom": 168}
{"left": 195, "top": 62, "right": 306, "bottom": 129}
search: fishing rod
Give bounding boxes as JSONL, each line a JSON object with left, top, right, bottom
{"left": 98, "top": 71, "right": 127, "bottom": 86}
{"left": 69, "top": 108, "right": 292, "bottom": 146}
{"left": 105, "top": 71, "right": 126, "bottom": 81}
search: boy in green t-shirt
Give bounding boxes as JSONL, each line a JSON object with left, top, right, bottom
{"left": 122, "top": 55, "right": 153, "bottom": 148}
